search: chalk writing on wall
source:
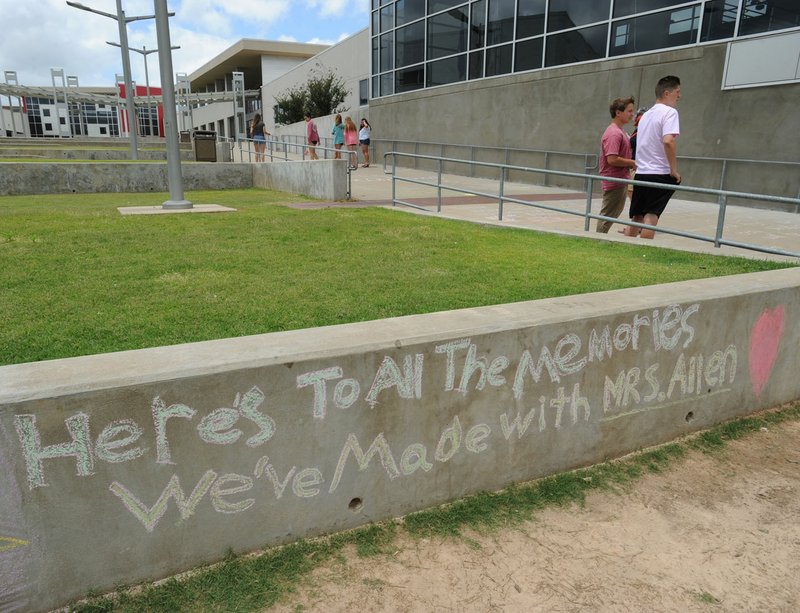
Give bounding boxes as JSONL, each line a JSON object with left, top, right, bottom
{"left": 8, "top": 302, "right": 785, "bottom": 534}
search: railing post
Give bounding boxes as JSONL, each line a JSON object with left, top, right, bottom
{"left": 584, "top": 177, "right": 594, "bottom": 232}
{"left": 414, "top": 141, "right": 419, "bottom": 169}
{"left": 715, "top": 193, "right": 727, "bottom": 248}
{"left": 543, "top": 151, "right": 550, "bottom": 187}
{"left": 391, "top": 154, "right": 397, "bottom": 205}
{"left": 718, "top": 160, "right": 727, "bottom": 206}
{"left": 470, "top": 145, "right": 476, "bottom": 177}
{"left": 437, "top": 157, "right": 443, "bottom": 213}
{"left": 498, "top": 166, "right": 506, "bottom": 221}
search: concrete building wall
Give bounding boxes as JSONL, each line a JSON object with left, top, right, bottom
{"left": 368, "top": 42, "right": 800, "bottom": 199}
{"left": 1, "top": 267, "right": 798, "bottom": 612}
{"left": 261, "top": 55, "right": 310, "bottom": 85}
{"left": 262, "top": 29, "right": 370, "bottom": 133}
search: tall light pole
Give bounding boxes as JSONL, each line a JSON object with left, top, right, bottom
{"left": 66, "top": 1, "right": 171, "bottom": 158}
{"left": 154, "top": 0, "right": 191, "bottom": 209}
{"left": 4, "top": 71, "right": 19, "bottom": 136}
{"left": 107, "top": 41, "right": 179, "bottom": 137}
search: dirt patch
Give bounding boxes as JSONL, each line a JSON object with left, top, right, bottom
{"left": 270, "top": 420, "right": 800, "bottom": 612}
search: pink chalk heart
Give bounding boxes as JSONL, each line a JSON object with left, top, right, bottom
{"left": 748, "top": 306, "right": 785, "bottom": 398}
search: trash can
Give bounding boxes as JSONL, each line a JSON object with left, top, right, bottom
{"left": 179, "top": 130, "right": 191, "bottom": 144}
{"left": 193, "top": 130, "right": 217, "bottom": 162}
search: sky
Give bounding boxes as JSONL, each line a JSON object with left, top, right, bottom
{"left": 0, "top": 0, "right": 369, "bottom": 88}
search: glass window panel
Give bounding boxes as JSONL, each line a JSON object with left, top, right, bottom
{"left": 428, "top": 7, "right": 469, "bottom": 59}
{"left": 700, "top": 0, "right": 738, "bottom": 42}
{"left": 359, "top": 78, "right": 369, "bottom": 104}
{"left": 610, "top": 6, "right": 699, "bottom": 56}
{"left": 515, "top": 37, "right": 543, "bottom": 71}
{"left": 430, "top": 0, "right": 467, "bottom": 13}
{"left": 397, "top": 21, "right": 426, "bottom": 67}
{"left": 470, "top": 0, "right": 486, "bottom": 49}
{"left": 380, "top": 4, "right": 394, "bottom": 32}
{"left": 487, "top": 0, "right": 515, "bottom": 45}
{"left": 381, "top": 72, "right": 395, "bottom": 96}
{"left": 380, "top": 33, "right": 394, "bottom": 72}
{"left": 427, "top": 54, "right": 467, "bottom": 86}
{"left": 397, "top": 0, "right": 425, "bottom": 25}
{"left": 396, "top": 65, "right": 426, "bottom": 92}
{"left": 372, "top": 75, "right": 381, "bottom": 97}
{"left": 545, "top": 23, "right": 609, "bottom": 66}
{"left": 739, "top": 0, "right": 800, "bottom": 36}
{"left": 372, "top": 36, "right": 380, "bottom": 73}
{"left": 372, "top": 10, "right": 380, "bottom": 35}
{"left": 469, "top": 50, "right": 484, "bottom": 79}
{"left": 547, "top": 0, "right": 610, "bottom": 32}
{"left": 372, "top": 0, "right": 380, "bottom": 9}
{"left": 486, "top": 43, "right": 513, "bottom": 76}
{"left": 517, "top": 0, "right": 546, "bottom": 39}
{"left": 613, "top": 0, "right": 691, "bottom": 18}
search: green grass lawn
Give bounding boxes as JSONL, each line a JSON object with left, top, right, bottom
{"left": 0, "top": 188, "right": 790, "bottom": 366}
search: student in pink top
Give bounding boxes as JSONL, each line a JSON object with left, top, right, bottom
{"left": 597, "top": 96, "right": 636, "bottom": 233}
{"left": 343, "top": 116, "right": 359, "bottom": 170}
{"left": 304, "top": 114, "right": 319, "bottom": 160}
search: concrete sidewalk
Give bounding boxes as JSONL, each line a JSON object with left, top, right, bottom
{"left": 329, "top": 164, "right": 800, "bottom": 262}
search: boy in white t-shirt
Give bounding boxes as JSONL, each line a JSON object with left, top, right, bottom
{"left": 624, "top": 76, "right": 682, "bottom": 239}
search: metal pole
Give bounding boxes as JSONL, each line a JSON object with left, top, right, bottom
{"left": 4, "top": 71, "right": 18, "bottom": 136}
{"left": 437, "top": 158, "right": 443, "bottom": 213}
{"left": 714, "top": 194, "right": 727, "bottom": 249}
{"left": 499, "top": 166, "right": 506, "bottom": 221}
{"left": 584, "top": 177, "right": 594, "bottom": 232}
{"left": 116, "top": 0, "right": 139, "bottom": 159}
{"left": 154, "top": 0, "right": 191, "bottom": 209}
{"left": 718, "top": 159, "right": 728, "bottom": 206}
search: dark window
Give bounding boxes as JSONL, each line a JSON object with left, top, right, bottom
{"left": 486, "top": 43, "right": 513, "bottom": 76}
{"left": 429, "top": 0, "right": 467, "bottom": 13}
{"left": 380, "top": 33, "right": 394, "bottom": 72}
{"left": 515, "top": 37, "right": 543, "bottom": 71}
{"left": 359, "top": 78, "right": 369, "bottom": 105}
{"left": 427, "top": 54, "right": 467, "bottom": 86}
{"left": 547, "top": 0, "right": 610, "bottom": 32}
{"left": 372, "top": 10, "right": 379, "bottom": 35}
{"left": 372, "top": 36, "right": 380, "bottom": 73}
{"left": 545, "top": 23, "right": 609, "bottom": 67}
{"left": 700, "top": 0, "right": 738, "bottom": 42}
{"left": 487, "top": 0, "right": 515, "bottom": 45}
{"left": 611, "top": 6, "right": 700, "bottom": 56}
{"left": 380, "top": 4, "right": 394, "bottom": 32}
{"left": 45, "top": 123, "right": 52, "bottom": 131}
{"left": 613, "top": 0, "right": 689, "bottom": 18}
{"left": 469, "top": 50, "right": 484, "bottom": 79}
{"left": 397, "top": 0, "right": 425, "bottom": 25}
{"left": 60, "top": 117, "right": 66, "bottom": 124}
{"left": 100, "top": 126, "right": 107, "bottom": 135}
{"left": 396, "top": 65, "right": 425, "bottom": 92}
{"left": 517, "top": 0, "right": 546, "bottom": 39}
{"left": 428, "top": 6, "right": 469, "bottom": 59}
{"left": 738, "top": 0, "right": 800, "bottom": 36}
{"left": 470, "top": 0, "right": 485, "bottom": 49}
{"left": 381, "top": 72, "right": 394, "bottom": 96}
{"left": 397, "top": 21, "right": 425, "bottom": 67}
{"left": 42, "top": 108, "right": 51, "bottom": 116}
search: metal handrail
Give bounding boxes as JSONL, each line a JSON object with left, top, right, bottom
{"left": 383, "top": 151, "right": 800, "bottom": 259}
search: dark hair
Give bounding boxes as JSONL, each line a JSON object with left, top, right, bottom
{"left": 251, "top": 113, "right": 261, "bottom": 127}
{"left": 360, "top": 118, "right": 371, "bottom": 128}
{"left": 609, "top": 96, "right": 635, "bottom": 119}
{"left": 655, "top": 75, "right": 680, "bottom": 99}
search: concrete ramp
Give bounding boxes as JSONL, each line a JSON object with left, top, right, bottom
{"left": 0, "top": 268, "right": 798, "bottom": 611}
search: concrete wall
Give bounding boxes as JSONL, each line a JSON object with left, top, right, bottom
{"left": 0, "top": 162, "right": 254, "bottom": 195}
{"left": 1, "top": 268, "right": 798, "bottom": 612}
{"left": 369, "top": 42, "right": 800, "bottom": 201}
{"left": 253, "top": 159, "right": 348, "bottom": 200}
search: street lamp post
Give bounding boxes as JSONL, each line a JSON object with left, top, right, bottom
{"left": 107, "top": 41, "right": 178, "bottom": 137}
{"left": 66, "top": 1, "right": 172, "bottom": 158}
{"left": 154, "top": 0, "right": 191, "bottom": 209}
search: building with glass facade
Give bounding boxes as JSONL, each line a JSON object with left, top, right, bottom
{"left": 371, "top": 0, "right": 800, "bottom": 97}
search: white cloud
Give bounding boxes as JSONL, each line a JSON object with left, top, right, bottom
{"left": 303, "top": 0, "right": 368, "bottom": 18}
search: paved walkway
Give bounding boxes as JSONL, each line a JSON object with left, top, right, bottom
{"left": 300, "top": 163, "right": 800, "bottom": 262}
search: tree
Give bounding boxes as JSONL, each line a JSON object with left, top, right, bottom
{"left": 304, "top": 68, "right": 349, "bottom": 118}
{"left": 273, "top": 83, "right": 307, "bottom": 126}
{"left": 272, "top": 67, "right": 349, "bottom": 125}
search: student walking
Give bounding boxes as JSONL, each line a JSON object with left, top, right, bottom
{"left": 625, "top": 76, "right": 682, "bottom": 239}
{"left": 305, "top": 114, "right": 319, "bottom": 160}
{"left": 358, "top": 118, "right": 371, "bottom": 167}
{"left": 344, "top": 116, "right": 359, "bottom": 169}
{"left": 331, "top": 114, "right": 344, "bottom": 159}
{"left": 597, "top": 96, "right": 636, "bottom": 233}
{"left": 250, "top": 113, "right": 270, "bottom": 162}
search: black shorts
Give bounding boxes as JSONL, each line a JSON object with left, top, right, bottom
{"left": 359, "top": 139, "right": 370, "bottom": 146}
{"left": 630, "top": 174, "right": 680, "bottom": 218}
